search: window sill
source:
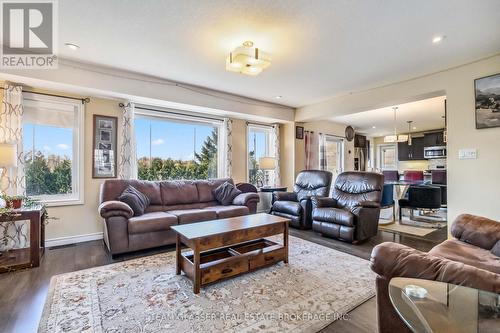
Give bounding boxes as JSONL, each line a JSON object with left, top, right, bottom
{"left": 35, "top": 198, "right": 85, "bottom": 208}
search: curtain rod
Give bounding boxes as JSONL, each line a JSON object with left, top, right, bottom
{"left": 246, "top": 121, "right": 274, "bottom": 128}
{"left": 119, "top": 103, "right": 222, "bottom": 122}
{"left": 0, "top": 86, "right": 90, "bottom": 104}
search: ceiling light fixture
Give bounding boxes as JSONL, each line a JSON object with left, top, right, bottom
{"left": 226, "top": 41, "right": 271, "bottom": 76}
{"left": 275, "top": 95, "right": 282, "bottom": 99}
{"left": 65, "top": 42, "right": 80, "bottom": 50}
{"left": 432, "top": 35, "right": 446, "bottom": 44}
{"left": 384, "top": 107, "right": 408, "bottom": 143}
{"left": 407, "top": 121, "right": 413, "bottom": 146}
{"left": 372, "top": 126, "right": 376, "bottom": 129}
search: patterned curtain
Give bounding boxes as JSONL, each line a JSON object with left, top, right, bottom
{"left": 221, "top": 118, "right": 232, "bottom": 178}
{"left": 271, "top": 124, "right": 281, "bottom": 186}
{"left": 0, "top": 84, "right": 25, "bottom": 195}
{"left": 118, "top": 102, "right": 137, "bottom": 179}
{"left": 0, "top": 84, "right": 28, "bottom": 251}
{"left": 305, "top": 130, "right": 319, "bottom": 170}
{"left": 319, "top": 133, "right": 327, "bottom": 170}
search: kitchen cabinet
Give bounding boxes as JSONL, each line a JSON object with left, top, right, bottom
{"left": 424, "top": 131, "right": 445, "bottom": 147}
{"left": 398, "top": 137, "right": 425, "bottom": 161}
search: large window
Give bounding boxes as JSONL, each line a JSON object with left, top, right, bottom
{"left": 135, "top": 111, "right": 222, "bottom": 180}
{"left": 322, "top": 135, "right": 344, "bottom": 181}
{"left": 22, "top": 93, "right": 84, "bottom": 205}
{"left": 378, "top": 144, "right": 397, "bottom": 170}
{"left": 247, "top": 124, "right": 274, "bottom": 186}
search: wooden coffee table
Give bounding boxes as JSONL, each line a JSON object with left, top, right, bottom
{"left": 171, "top": 213, "right": 289, "bottom": 293}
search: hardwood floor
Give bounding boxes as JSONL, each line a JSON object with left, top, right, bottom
{"left": 0, "top": 227, "right": 446, "bottom": 333}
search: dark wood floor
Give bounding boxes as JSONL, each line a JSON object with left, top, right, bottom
{"left": 0, "top": 227, "right": 446, "bottom": 333}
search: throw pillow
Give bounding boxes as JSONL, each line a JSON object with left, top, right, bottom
{"left": 118, "top": 185, "right": 150, "bottom": 216}
{"left": 213, "top": 181, "right": 242, "bottom": 206}
{"left": 491, "top": 240, "right": 500, "bottom": 257}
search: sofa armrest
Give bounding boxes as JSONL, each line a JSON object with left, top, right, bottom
{"left": 370, "top": 242, "right": 500, "bottom": 293}
{"left": 451, "top": 214, "right": 500, "bottom": 250}
{"left": 357, "top": 201, "right": 380, "bottom": 209}
{"left": 311, "top": 197, "right": 337, "bottom": 210}
{"left": 98, "top": 200, "right": 134, "bottom": 219}
{"left": 273, "top": 191, "right": 297, "bottom": 202}
{"left": 232, "top": 192, "right": 259, "bottom": 206}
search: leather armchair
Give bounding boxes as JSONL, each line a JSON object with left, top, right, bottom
{"left": 270, "top": 170, "right": 332, "bottom": 229}
{"left": 311, "top": 171, "right": 384, "bottom": 243}
{"left": 370, "top": 214, "right": 500, "bottom": 333}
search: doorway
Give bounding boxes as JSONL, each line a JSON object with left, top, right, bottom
{"left": 323, "top": 135, "right": 344, "bottom": 182}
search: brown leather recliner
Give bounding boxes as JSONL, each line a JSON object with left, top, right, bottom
{"left": 311, "top": 171, "right": 384, "bottom": 243}
{"left": 270, "top": 170, "right": 332, "bottom": 229}
{"left": 370, "top": 214, "right": 500, "bottom": 333}
{"left": 98, "top": 178, "right": 259, "bottom": 256}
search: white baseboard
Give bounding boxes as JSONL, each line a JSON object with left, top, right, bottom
{"left": 46, "top": 232, "right": 104, "bottom": 247}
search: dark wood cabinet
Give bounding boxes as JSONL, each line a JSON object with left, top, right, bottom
{"left": 398, "top": 137, "right": 425, "bottom": 161}
{"left": 354, "top": 134, "right": 367, "bottom": 148}
{"left": 424, "top": 131, "right": 445, "bottom": 147}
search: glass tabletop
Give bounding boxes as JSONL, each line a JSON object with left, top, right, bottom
{"left": 389, "top": 277, "right": 500, "bottom": 333}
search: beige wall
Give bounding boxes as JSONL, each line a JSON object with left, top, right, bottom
{"left": 297, "top": 54, "right": 500, "bottom": 225}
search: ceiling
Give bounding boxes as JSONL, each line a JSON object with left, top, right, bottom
{"left": 331, "top": 96, "right": 447, "bottom": 137}
{"left": 57, "top": 0, "right": 500, "bottom": 107}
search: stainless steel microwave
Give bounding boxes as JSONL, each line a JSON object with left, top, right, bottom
{"left": 424, "top": 146, "right": 446, "bottom": 159}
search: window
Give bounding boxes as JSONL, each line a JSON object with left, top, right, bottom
{"left": 322, "top": 135, "right": 344, "bottom": 180}
{"left": 134, "top": 110, "right": 222, "bottom": 180}
{"left": 378, "top": 144, "right": 397, "bottom": 170}
{"left": 22, "top": 93, "right": 84, "bottom": 205}
{"left": 247, "top": 124, "right": 274, "bottom": 186}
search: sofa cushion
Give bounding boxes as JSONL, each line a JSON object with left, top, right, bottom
{"left": 161, "top": 180, "right": 199, "bottom": 206}
{"left": 273, "top": 200, "right": 301, "bottom": 216}
{"left": 167, "top": 209, "right": 217, "bottom": 224}
{"left": 101, "top": 179, "right": 162, "bottom": 205}
{"left": 429, "top": 239, "right": 500, "bottom": 274}
{"left": 118, "top": 185, "right": 150, "bottom": 216}
{"left": 312, "top": 207, "right": 354, "bottom": 227}
{"left": 213, "top": 182, "right": 242, "bottom": 206}
{"left": 203, "top": 205, "right": 249, "bottom": 219}
{"left": 196, "top": 178, "right": 234, "bottom": 202}
{"left": 128, "top": 212, "right": 178, "bottom": 234}
{"left": 491, "top": 240, "right": 500, "bottom": 257}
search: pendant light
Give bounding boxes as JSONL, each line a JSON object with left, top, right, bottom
{"left": 407, "top": 121, "right": 413, "bottom": 146}
{"left": 384, "top": 107, "right": 408, "bottom": 143}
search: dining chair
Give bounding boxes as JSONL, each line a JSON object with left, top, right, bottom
{"left": 382, "top": 170, "right": 399, "bottom": 182}
{"left": 403, "top": 170, "right": 424, "bottom": 182}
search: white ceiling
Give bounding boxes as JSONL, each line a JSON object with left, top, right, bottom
{"left": 57, "top": 0, "right": 500, "bottom": 107}
{"left": 331, "top": 96, "right": 447, "bottom": 137}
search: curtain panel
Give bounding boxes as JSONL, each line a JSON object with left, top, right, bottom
{"left": 221, "top": 118, "right": 233, "bottom": 178}
{"left": 319, "top": 133, "right": 327, "bottom": 170}
{"left": 272, "top": 124, "right": 281, "bottom": 186}
{"left": 305, "top": 130, "right": 319, "bottom": 170}
{"left": 118, "top": 102, "right": 137, "bottom": 179}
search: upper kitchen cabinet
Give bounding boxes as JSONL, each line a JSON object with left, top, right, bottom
{"left": 424, "top": 131, "right": 445, "bottom": 147}
{"left": 398, "top": 137, "right": 425, "bottom": 161}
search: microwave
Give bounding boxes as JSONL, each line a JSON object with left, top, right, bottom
{"left": 424, "top": 146, "right": 446, "bottom": 159}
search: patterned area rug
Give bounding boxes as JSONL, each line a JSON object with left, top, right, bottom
{"left": 39, "top": 236, "right": 375, "bottom": 333}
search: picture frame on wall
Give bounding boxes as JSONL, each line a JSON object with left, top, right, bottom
{"left": 475, "top": 72, "right": 500, "bottom": 129}
{"left": 93, "top": 115, "right": 118, "bottom": 178}
{"left": 296, "top": 126, "right": 304, "bottom": 139}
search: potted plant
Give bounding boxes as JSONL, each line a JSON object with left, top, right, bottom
{"left": 2, "top": 195, "right": 23, "bottom": 209}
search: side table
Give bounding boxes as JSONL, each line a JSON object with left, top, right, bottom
{"left": 258, "top": 186, "right": 288, "bottom": 213}
{"left": 0, "top": 206, "right": 46, "bottom": 273}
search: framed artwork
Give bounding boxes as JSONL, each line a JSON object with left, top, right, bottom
{"left": 92, "top": 115, "right": 118, "bottom": 178}
{"left": 295, "top": 126, "right": 304, "bottom": 139}
{"left": 475, "top": 73, "right": 500, "bottom": 129}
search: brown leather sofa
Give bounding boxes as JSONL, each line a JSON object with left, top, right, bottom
{"left": 370, "top": 214, "right": 500, "bottom": 333}
{"left": 98, "top": 178, "right": 259, "bottom": 256}
{"left": 311, "top": 171, "right": 383, "bottom": 243}
{"left": 270, "top": 170, "right": 332, "bottom": 229}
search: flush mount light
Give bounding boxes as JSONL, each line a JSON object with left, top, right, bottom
{"left": 432, "top": 35, "right": 446, "bottom": 44}
{"left": 65, "top": 42, "right": 80, "bottom": 50}
{"left": 275, "top": 95, "right": 282, "bottom": 99}
{"left": 226, "top": 41, "right": 271, "bottom": 76}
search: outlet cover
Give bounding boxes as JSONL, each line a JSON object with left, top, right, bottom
{"left": 458, "top": 148, "right": 477, "bottom": 160}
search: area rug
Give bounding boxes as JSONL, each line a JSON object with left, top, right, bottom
{"left": 38, "top": 236, "right": 375, "bottom": 333}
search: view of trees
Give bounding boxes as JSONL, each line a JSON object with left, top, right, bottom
{"left": 25, "top": 151, "right": 72, "bottom": 196}
{"left": 138, "top": 129, "right": 218, "bottom": 181}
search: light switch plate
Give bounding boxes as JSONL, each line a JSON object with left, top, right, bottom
{"left": 458, "top": 148, "right": 477, "bottom": 160}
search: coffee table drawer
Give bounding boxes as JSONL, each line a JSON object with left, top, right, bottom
{"left": 201, "top": 257, "right": 249, "bottom": 285}
{"left": 249, "top": 247, "right": 285, "bottom": 270}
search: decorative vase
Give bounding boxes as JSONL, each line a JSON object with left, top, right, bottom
{"left": 7, "top": 199, "right": 22, "bottom": 209}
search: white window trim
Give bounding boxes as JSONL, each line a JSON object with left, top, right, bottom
{"left": 134, "top": 108, "right": 224, "bottom": 179}
{"left": 323, "top": 134, "right": 345, "bottom": 174}
{"left": 22, "top": 92, "right": 85, "bottom": 207}
{"left": 377, "top": 143, "right": 398, "bottom": 170}
{"left": 246, "top": 123, "right": 274, "bottom": 183}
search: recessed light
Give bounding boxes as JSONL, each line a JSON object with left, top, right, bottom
{"left": 65, "top": 42, "right": 80, "bottom": 50}
{"left": 432, "top": 35, "right": 446, "bottom": 44}
{"left": 413, "top": 126, "right": 417, "bottom": 130}
{"left": 275, "top": 95, "right": 282, "bottom": 99}
{"left": 372, "top": 126, "right": 376, "bottom": 129}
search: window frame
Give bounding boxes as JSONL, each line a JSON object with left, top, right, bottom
{"left": 378, "top": 143, "right": 398, "bottom": 170}
{"left": 134, "top": 108, "right": 224, "bottom": 180}
{"left": 246, "top": 123, "right": 275, "bottom": 184}
{"left": 22, "top": 92, "right": 85, "bottom": 206}
{"left": 322, "top": 134, "right": 344, "bottom": 174}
